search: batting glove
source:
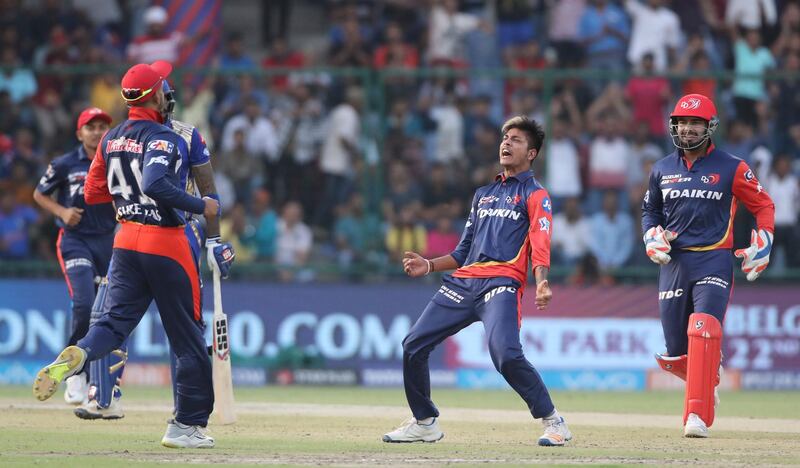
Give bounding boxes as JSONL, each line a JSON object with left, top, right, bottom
{"left": 734, "top": 229, "right": 773, "bottom": 281}
{"left": 644, "top": 226, "right": 678, "bottom": 265}
{"left": 206, "top": 237, "right": 235, "bottom": 279}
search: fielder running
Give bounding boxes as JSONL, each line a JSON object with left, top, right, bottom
{"left": 32, "top": 107, "right": 115, "bottom": 407}
{"left": 642, "top": 93, "right": 775, "bottom": 438}
{"left": 32, "top": 61, "right": 220, "bottom": 448}
{"left": 382, "top": 116, "right": 572, "bottom": 446}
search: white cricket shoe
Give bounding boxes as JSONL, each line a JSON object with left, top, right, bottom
{"left": 161, "top": 419, "right": 215, "bottom": 448}
{"left": 64, "top": 373, "right": 88, "bottom": 405}
{"left": 33, "top": 346, "right": 87, "bottom": 402}
{"left": 538, "top": 416, "right": 572, "bottom": 446}
{"left": 684, "top": 413, "right": 709, "bottom": 438}
{"left": 74, "top": 397, "right": 124, "bottom": 420}
{"left": 382, "top": 417, "right": 444, "bottom": 443}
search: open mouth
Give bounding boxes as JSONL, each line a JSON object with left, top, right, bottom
{"left": 501, "top": 148, "right": 512, "bottom": 157}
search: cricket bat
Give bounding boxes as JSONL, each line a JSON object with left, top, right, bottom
{"left": 212, "top": 268, "right": 236, "bottom": 425}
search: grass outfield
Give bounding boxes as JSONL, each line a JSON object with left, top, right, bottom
{"left": 1, "top": 385, "right": 799, "bottom": 467}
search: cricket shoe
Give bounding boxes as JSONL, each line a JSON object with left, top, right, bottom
{"left": 684, "top": 413, "right": 710, "bottom": 438}
{"left": 74, "top": 397, "right": 124, "bottom": 420}
{"left": 538, "top": 416, "right": 572, "bottom": 446}
{"left": 64, "top": 373, "right": 88, "bottom": 405}
{"left": 161, "top": 419, "right": 215, "bottom": 448}
{"left": 382, "top": 417, "right": 444, "bottom": 443}
{"left": 33, "top": 346, "right": 87, "bottom": 402}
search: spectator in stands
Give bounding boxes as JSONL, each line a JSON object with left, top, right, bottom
{"left": 385, "top": 204, "right": 426, "bottom": 263}
{"left": 627, "top": 120, "right": 662, "bottom": 195}
{"left": 32, "top": 88, "right": 71, "bottom": 154}
{"left": 588, "top": 190, "right": 634, "bottom": 283}
{"left": 578, "top": 0, "right": 630, "bottom": 71}
{"left": 552, "top": 196, "right": 591, "bottom": 267}
{"left": 127, "top": 5, "right": 184, "bottom": 63}
{"left": 771, "top": 3, "right": 800, "bottom": 58}
{"left": 545, "top": 117, "right": 582, "bottom": 212}
{"left": 220, "top": 202, "right": 256, "bottom": 265}
{"left": 251, "top": 188, "right": 278, "bottom": 260}
{"left": 0, "top": 47, "right": 36, "bottom": 104}
{"left": 725, "top": 0, "right": 777, "bottom": 32}
{"left": 217, "top": 31, "right": 257, "bottom": 72}
{"left": 221, "top": 98, "right": 278, "bottom": 178}
{"left": 764, "top": 154, "right": 800, "bottom": 268}
{"left": 427, "top": 0, "right": 481, "bottom": 66}
{"left": 494, "top": 0, "right": 536, "bottom": 52}
{"left": 677, "top": 46, "right": 716, "bottom": 98}
{"left": 262, "top": 36, "right": 306, "bottom": 91}
{"left": 333, "top": 193, "right": 383, "bottom": 272}
{"left": 425, "top": 212, "right": 460, "bottom": 259}
{"left": 315, "top": 86, "right": 363, "bottom": 227}
{"left": 547, "top": 0, "right": 587, "bottom": 67}
{"left": 218, "top": 128, "right": 262, "bottom": 206}
{"left": 421, "top": 163, "right": 460, "bottom": 222}
{"left": 773, "top": 52, "right": 800, "bottom": 153}
{"left": 383, "top": 160, "right": 423, "bottom": 225}
{"left": 731, "top": 27, "right": 775, "bottom": 130}
{"left": 625, "top": 0, "right": 681, "bottom": 71}
{"left": 276, "top": 200, "right": 313, "bottom": 282}
{"left": 374, "top": 22, "right": 419, "bottom": 69}
{"left": 328, "top": 17, "right": 371, "bottom": 68}
{"left": 625, "top": 52, "right": 670, "bottom": 138}
{"left": 0, "top": 191, "right": 38, "bottom": 260}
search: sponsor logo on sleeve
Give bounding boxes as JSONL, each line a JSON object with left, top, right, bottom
{"left": 744, "top": 169, "right": 754, "bottom": 181}
{"left": 538, "top": 216, "right": 550, "bottom": 232}
{"left": 147, "top": 139, "right": 174, "bottom": 153}
{"left": 542, "top": 197, "right": 552, "bottom": 213}
{"left": 146, "top": 155, "right": 170, "bottom": 167}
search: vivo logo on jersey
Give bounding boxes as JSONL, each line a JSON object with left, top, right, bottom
{"left": 661, "top": 188, "right": 723, "bottom": 200}
{"left": 659, "top": 288, "right": 684, "bottom": 300}
{"left": 106, "top": 137, "right": 143, "bottom": 154}
{"left": 483, "top": 286, "right": 517, "bottom": 303}
{"left": 477, "top": 208, "right": 521, "bottom": 220}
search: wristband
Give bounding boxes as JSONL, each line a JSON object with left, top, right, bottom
{"left": 425, "top": 259, "right": 433, "bottom": 275}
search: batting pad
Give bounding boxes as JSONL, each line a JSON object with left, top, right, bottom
{"left": 684, "top": 313, "right": 722, "bottom": 427}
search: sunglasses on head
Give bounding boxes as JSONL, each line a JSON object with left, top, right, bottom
{"left": 121, "top": 85, "right": 157, "bottom": 102}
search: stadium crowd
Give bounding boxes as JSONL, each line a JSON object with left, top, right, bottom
{"left": 1, "top": 0, "right": 799, "bottom": 282}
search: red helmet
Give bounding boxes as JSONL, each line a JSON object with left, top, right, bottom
{"left": 670, "top": 93, "right": 717, "bottom": 121}
{"left": 668, "top": 93, "right": 719, "bottom": 150}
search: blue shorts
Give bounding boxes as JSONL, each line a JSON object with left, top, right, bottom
{"left": 658, "top": 249, "right": 733, "bottom": 356}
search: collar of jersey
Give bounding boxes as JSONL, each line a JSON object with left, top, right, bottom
{"left": 77, "top": 144, "right": 90, "bottom": 161}
{"left": 496, "top": 170, "right": 534, "bottom": 183}
{"left": 128, "top": 107, "right": 164, "bottom": 124}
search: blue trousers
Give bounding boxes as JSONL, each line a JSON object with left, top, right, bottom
{"left": 403, "top": 276, "right": 554, "bottom": 420}
{"left": 78, "top": 223, "right": 212, "bottom": 426}
{"left": 57, "top": 229, "right": 113, "bottom": 348}
{"left": 658, "top": 249, "right": 733, "bottom": 356}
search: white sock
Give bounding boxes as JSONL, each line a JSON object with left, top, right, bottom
{"left": 544, "top": 409, "right": 560, "bottom": 421}
{"left": 417, "top": 417, "right": 435, "bottom": 425}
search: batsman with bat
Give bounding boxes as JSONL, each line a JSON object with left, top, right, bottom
{"left": 32, "top": 61, "right": 232, "bottom": 448}
{"left": 643, "top": 94, "right": 775, "bottom": 438}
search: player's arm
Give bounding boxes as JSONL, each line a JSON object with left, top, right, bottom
{"left": 84, "top": 144, "right": 114, "bottom": 205}
{"left": 33, "top": 160, "right": 84, "bottom": 226}
{"left": 527, "top": 189, "right": 553, "bottom": 310}
{"left": 403, "top": 192, "right": 478, "bottom": 278}
{"left": 140, "top": 133, "right": 213, "bottom": 216}
{"left": 732, "top": 161, "right": 776, "bottom": 281}
{"left": 188, "top": 129, "right": 220, "bottom": 237}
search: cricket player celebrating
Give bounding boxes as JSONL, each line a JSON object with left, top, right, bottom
{"left": 32, "top": 61, "right": 220, "bottom": 448}
{"left": 642, "top": 94, "right": 775, "bottom": 438}
{"left": 32, "top": 107, "right": 115, "bottom": 406}
{"left": 382, "top": 116, "right": 572, "bottom": 446}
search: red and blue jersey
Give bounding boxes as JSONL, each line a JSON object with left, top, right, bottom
{"left": 84, "top": 107, "right": 205, "bottom": 227}
{"left": 36, "top": 145, "right": 116, "bottom": 235}
{"left": 642, "top": 145, "right": 775, "bottom": 251}
{"left": 451, "top": 170, "right": 552, "bottom": 285}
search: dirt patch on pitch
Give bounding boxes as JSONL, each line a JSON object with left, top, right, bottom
{"left": 6, "top": 399, "right": 799, "bottom": 434}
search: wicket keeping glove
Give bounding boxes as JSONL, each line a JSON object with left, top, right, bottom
{"left": 734, "top": 229, "right": 773, "bottom": 281}
{"left": 206, "top": 236, "right": 235, "bottom": 279}
{"left": 644, "top": 226, "right": 678, "bottom": 265}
